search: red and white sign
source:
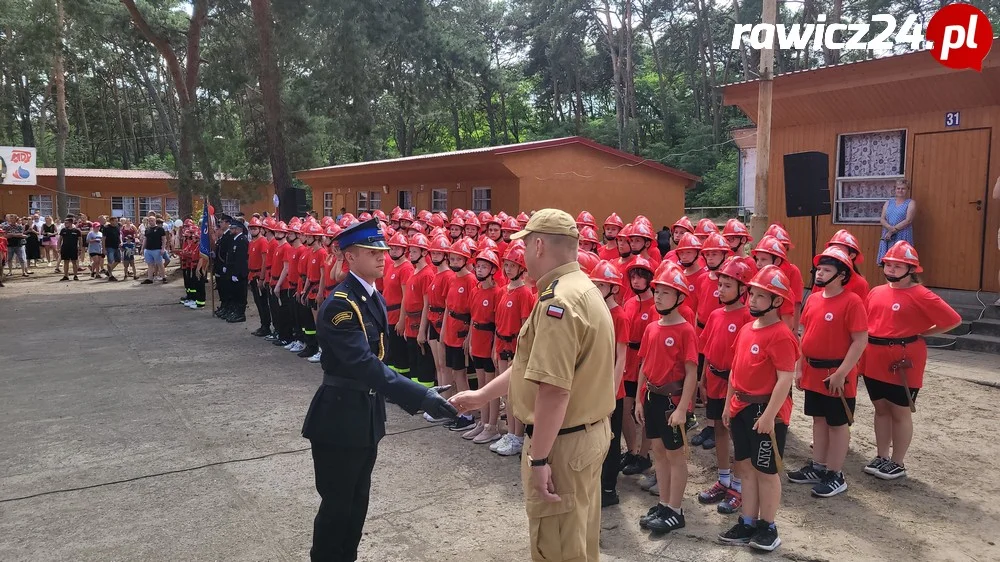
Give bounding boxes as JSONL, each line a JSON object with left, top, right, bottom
{"left": 0, "top": 147, "right": 36, "bottom": 185}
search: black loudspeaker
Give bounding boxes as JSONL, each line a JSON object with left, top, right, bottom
{"left": 279, "top": 187, "right": 309, "bottom": 221}
{"left": 783, "top": 152, "right": 831, "bottom": 217}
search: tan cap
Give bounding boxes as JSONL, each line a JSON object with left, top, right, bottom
{"left": 510, "top": 208, "right": 579, "bottom": 240}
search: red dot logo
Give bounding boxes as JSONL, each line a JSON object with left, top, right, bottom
{"left": 927, "top": 3, "right": 993, "bottom": 71}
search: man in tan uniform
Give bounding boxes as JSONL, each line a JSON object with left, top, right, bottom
{"left": 450, "top": 209, "right": 616, "bottom": 561}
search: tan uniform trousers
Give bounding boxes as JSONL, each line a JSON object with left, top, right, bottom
{"left": 521, "top": 417, "right": 611, "bottom": 562}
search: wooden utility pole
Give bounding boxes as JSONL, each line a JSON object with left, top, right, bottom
{"left": 750, "top": 0, "right": 777, "bottom": 242}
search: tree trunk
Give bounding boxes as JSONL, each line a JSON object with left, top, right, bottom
{"left": 71, "top": 61, "right": 91, "bottom": 159}
{"left": 16, "top": 75, "right": 35, "bottom": 147}
{"left": 250, "top": 0, "right": 295, "bottom": 220}
{"left": 54, "top": 0, "right": 69, "bottom": 220}
{"left": 38, "top": 82, "right": 51, "bottom": 167}
{"left": 132, "top": 52, "right": 179, "bottom": 163}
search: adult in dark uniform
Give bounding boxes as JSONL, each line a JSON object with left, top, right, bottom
{"left": 302, "top": 218, "right": 459, "bottom": 562}
{"left": 214, "top": 215, "right": 235, "bottom": 319}
{"left": 225, "top": 219, "right": 250, "bottom": 323}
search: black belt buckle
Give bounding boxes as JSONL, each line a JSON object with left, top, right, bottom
{"left": 524, "top": 422, "right": 590, "bottom": 438}
{"left": 627, "top": 342, "right": 641, "bottom": 350}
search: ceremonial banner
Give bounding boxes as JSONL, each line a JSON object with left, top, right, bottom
{"left": 0, "top": 147, "right": 37, "bottom": 185}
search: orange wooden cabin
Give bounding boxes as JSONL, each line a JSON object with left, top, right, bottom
{"left": 0, "top": 168, "right": 274, "bottom": 221}
{"left": 724, "top": 49, "right": 1000, "bottom": 292}
{"left": 295, "top": 136, "right": 700, "bottom": 229}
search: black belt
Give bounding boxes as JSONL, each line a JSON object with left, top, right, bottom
{"left": 868, "top": 335, "right": 919, "bottom": 346}
{"left": 429, "top": 306, "right": 445, "bottom": 313}
{"left": 406, "top": 311, "right": 422, "bottom": 317}
{"left": 386, "top": 304, "right": 401, "bottom": 311}
{"left": 326, "top": 285, "right": 336, "bottom": 291}
{"left": 457, "top": 330, "right": 469, "bottom": 338}
{"left": 524, "top": 420, "right": 600, "bottom": 438}
{"left": 473, "top": 322, "right": 496, "bottom": 331}
{"left": 250, "top": 268, "right": 261, "bottom": 272}
{"left": 449, "top": 311, "right": 471, "bottom": 322}
{"left": 806, "top": 357, "right": 844, "bottom": 369}
{"left": 627, "top": 342, "right": 641, "bottom": 350}
{"left": 709, "top": 365, "right": 730, "bottom": 380}
{"left": 697, "top": 320, "right": 706, "bottom": 329}
{"left": 322, "top": 374, "right": 376, "bottom": 395}
{"left": 496, "top": 333, "right": 515, "bottom": 342}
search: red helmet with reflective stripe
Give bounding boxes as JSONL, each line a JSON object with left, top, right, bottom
{"left": 652, "top": 262, "right": 691, "bottom": 296}
{"left": 429, "top": 235, "right": 451, "bottom": 252}
{"left": 516, "top": 212, "right": 530, "bottom": 226}
{"left": 695, "top": 218, "right": 720, "bottom": 239}
{"left": 672, "top": 216, "right": 695, "bottom": 234}
{"left": 882, "top": 241, "right": 923, "bottom": 273}
{"left": 579, "top": 226, "right": 599, "bottom": 245}
{"left": 448, "top": 239, "right": 473, "bottom": 259}
{"left": 475, "top": 249, "right": 501, "bottom": 269}
{"left": 718, "top": 256, "right": 755, "bottom": 285}
{"left": 501, "top": 217, "right": 520, "bottom": 232}
{"left": 629, "top": 222, "right": 655, "bottom": 241}
{"left": 826, "top": 229, "right": 863, "bottom": 264}
{"left": 388, "top": 232, "right": 408, "bottom": 248}
{"left": 248, "top": 217, "right": 262, "bottom": 227}
{"left": 722, "top": 218, "right": 752, "bottom": 242}
{"left": 577, "top": 249, "right": 600, "bottom": 274}
{"left": 576, "top": 211, "right": 596, "bottom": 229}
{"left": 748, "top": 264, "right": 794, "bottom": 302}
{"left": 701, "top": 232, "right": 732, "bottom": 254}
{"left": 399, "top": 210, "right": 414, "bottom": 223}
{"left": 752, "top": 235, "right": 788, "bottom": 261}
{"left": 409, "top": 233, "right": 430, "bottom": 250}
{"left": 503, "top": 245, "right": 526, "bottom": 269}
{"left": 765, "top": 223, "right": 794, "bottom": 249}
{"left": 305, "top": 223, "right": 325, "bottom": 236}
{"left": 626, "top": 256, "right": 655, "bottom": 275}
{"left": 675, "top": 233, "right": 703, "bottom": 253}
{"left": 603, "top": 212, "right": 624, "bottom": 229}
{"left": 813, "top": 245, "right": 853, "bottom": 271}
{"left": 589, "top": 260, "right": 623, "bottom": 287}
{"left": 325, "top": 224, "right": 342, "bottom": 238}
{"left": 449, "top": 216, "right": 465, "bottom": 228}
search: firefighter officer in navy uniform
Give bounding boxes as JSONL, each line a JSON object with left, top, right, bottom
{"left": 302, "top": 217, "right": 459, "bottom": 561}
{"left": 224, "top": 218, "right": 250, "bottom": 323}
{"left": 213, "top": 214, "right": 235, "bottom": 319}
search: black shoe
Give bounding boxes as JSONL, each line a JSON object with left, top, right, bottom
{"left": 141, "top": 279, "right": 153, "bottom": 284}
{"left": 264, "top": 333, "right": 279, "bottom": 341}
{"left": 811, "top": 471, "right": 847, "bottom": 498}
{"left": 272, "top": 339, "right": 290, "bottom": 347}
{"left": 749, "top": 521, "right": 781, "bottom": 552}
{"left": 60, "top": 276, "right": 69, "bottom": 282}
{"left": 787, "top": 462, "right": 825, "bottom": 484}
{"left": 619, "top": 452, "right": 637, "bottom": 473}
{"left": 719, "top": 519, "right": 757, "bottom": 545}
{"left": 448, "top": 416, "right": 476, "bottom": 431}
{"left": 622, "top": 455, "right": 652, "bottom": 476}
{"left": 690, "top": 425, "right": 714, "bottom": 446}
{"left": 227, "top": 313, "right": 246, "bottom": 323}
{"left": 638, "top": 505, "right": 660, "bottom": 529}
{"left": 875, "top": 459, "right": 907, "bottom": 480}
{"left": 645, "top": 505, "right": 685, "bottom": 534}
{"left": 297, "top": 345, "right": 317, "bottom": 358}
{"left": 214, "top": 307, "right": 226, "bottom": 317}
{"left": 601, "top": 490, "right": 620, "bottom": 508}
{"left": 251, "top": 327, "right": 270, "bottom": 337}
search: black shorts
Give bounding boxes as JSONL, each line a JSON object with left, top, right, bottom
{"left": 445, "top": 345, "right": 466, "bottom": 370}
{"left": 804, "top": 389, "right": 855, "bottom": 427}
{"left": 89, "top": 252, "right": 102, "bottom": 258}
{"left": 731, "top": 404, "right": 788, "bottom": 475}
{"left": 387, "top": 330, "right": 409, "bottom": 371}
{"left": 706, "top": 397, "right": 726, "bottom": 421}
{"left": 623, "top": 381, "right": 638, "bottom": 399}
{"left": 406, "top": 337, "right": 437, "bottom": 384}
{"left": 309, "top": 298, "right": 318, "bottom": 311}
{"left": 471, "top": 355, "right": 496, "bottom": 373}
{"left": 697, "top": 353, "right": 705, "bottom": 381}
{"left": 60, "top": 248, "right": 78, "bottom": 261}
{"left": 428, "top": 323, "right": 441, "bottom": 342}
{"left": 643, "top": 392, "right": 685, "bottom": 451}
{"left": 863, "top": 376, "right": 919, "bottom": 408}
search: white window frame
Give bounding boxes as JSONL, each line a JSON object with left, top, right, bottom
{"left": 66, "top": 195, "right": 81, "bottom": 217}
{"left": 431, "top": 189, "right": 448, "bottom": 212}
{"left": 139, "top": 196, "right": 163, "bottom": 217}
{"left": 398, "top": 190, "right": 412, "bottom": 211}
{"left": 472, "top": 187, "right": 491, "bottom": 212}
{"left": 368, "top": 191, "right": 381, "bottom": 211}
{"left": 165, "top": 197, "right": 179, "bottom": 219}
{"left": 28, "top": 194, "right": 53, "bottom": 217}
{"left": 111, "top": 196, "right": 136, "bottom": 219}
{"left": 221, "top": 199, "right": 241, "bottom": 216}
{"left": 356, "top": 191, "right": 369, "bottom": 212}
{"left": 323, "top": 193, "right": 334, "bottom": 217}
{"left": 834, "top": 128, "right": 906, "bottom": 225}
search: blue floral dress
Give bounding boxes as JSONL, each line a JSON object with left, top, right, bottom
{"left": 876, "top": 198, "right": 914, "bottom": 264}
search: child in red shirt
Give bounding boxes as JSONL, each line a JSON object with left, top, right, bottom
{"left": 751, "top": 235, "right": 800, "bottom": 332}
{"left": 788, "top": 247, "right": 867, "bottom": 498}
{"left": 293, "top": 223, "right": 326, "bottom": 360}
{"left": 268, "top": 223, "right": 293, "bottom": 345}
{"left": 441, "top": 239, "right": 477, "bottom": 431}
{"left": 862, "top": 242, "right": 960, "bottom": 481}
{"left": 247, "top": 218, "right": 271, "bottom": 336}
{"left": 719, "top": 264, "right": 798, "bottom": 553}
{"left": 620, "top": 257, "right": 656, "bottom": 477}
{"left": 810, "top": 229, "right": 869, "bottom": 301}
{"left": 384, "top": 232, "right": 414, "bottom": 378}
{"left": 403, "top": 234, "right": 436, "bottom": 386}
{"left": 590, "top": 260, "right": 630, "bottom": 507}
{"left": 422, "top": 236, "right": 455, "bottom": 424}
{"left": 696, "top": 257, "right": 754, "bottom": 514}
{"left": 598, "top": 213, "right": 624, "bottom": 261}
{"left": 635, "top": 263, "right": 698, "bottom": 534}
{"left": 462, "top": 249, "right": 504, "bottom": 443}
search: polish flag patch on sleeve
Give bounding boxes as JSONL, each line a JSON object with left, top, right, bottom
{"left": 546, "top": 305, "right": 565, "bottom": 319}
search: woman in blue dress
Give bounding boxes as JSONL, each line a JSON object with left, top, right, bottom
{"left": 877, "top": 179, "right": 916, "bottom": 265}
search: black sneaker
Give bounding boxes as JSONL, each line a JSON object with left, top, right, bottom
{"left": 690, "top": 425, "right": 714, "bottom": 446}
{"left": 73, "top": 275, "right": 80, "bottom": 281}
{"left": 251, "top": 327, "right": 270, "bottom": 337}
{"left": 297, "top": 346, "right": 318, "bottom": 358}
{"left": 875, "top": 460, "right": 907, "bottom": 480}
{"left": 749, "top": 521, "right": 781, "bottom": 552}
{"left": 622, "top": 455, "right": 652, "bottom": 476}
{"left": 812, "top": 471, "right": 848, "bottom": 498}
{"left": 141, "top": 279, "right": 153, "bottom": 284}
{"left": 272, "top": 339, "right": 290, "bottom": 347}
{"left": 864, "top": 456, "right": 889, "bottom": 475}
{"left": 619, "top": 452, "right": 638, "bottom": 473}
{"left": 60, "top": 276, "right": 70, "bottom": 282}
{"left": 646, "top": 505, "right": 685, "bottom": 534}
{"left": 638, "top": 505, "right": 660, "bottom": 529}
{"left": 448, "top": 416, "right": 476, "bottom": 431}
{"left": 718, "top": 520, "right": 757, "bottom": 544}
{"left": 787, "top": 462, "right": 825, "bottom": 484}
{"left": 264, "top": 333, "right": 279, "bottom": 341}
{"left": 227, "top": 314, "right": 246, "bottom": 323}
{"left": 601, "top": 490, "right": 620, "bottom": 508}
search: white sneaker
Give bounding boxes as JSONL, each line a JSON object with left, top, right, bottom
{"left": 283, "top": 341, "right": 297, "bottom": 350}
{"left": 423, "top": 412, "right": 449, "bottom": 424}
{"left": 308, "top": 350, "right": 322, "bottom": 363}
{"left": 288, "top": 341, "right": 305, "bottom": 353}
{"left": 497, "top": 435, "right": 523, "bottom": 456}
{"left": 490, "top": 433, "right": 511, "bottom": 453}
{"left": 186, "top": 302, "right": 199, "bottom": 309}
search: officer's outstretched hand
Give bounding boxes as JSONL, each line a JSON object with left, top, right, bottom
{"left": 420, "top": 387, "right": 459, "bottom": 420}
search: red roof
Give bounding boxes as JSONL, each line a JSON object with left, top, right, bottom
{"left": 295, "top": 136, "right": 700, "bottom": 184}
{"left": 35, "top": 168, "right": 176, "bottom": 180}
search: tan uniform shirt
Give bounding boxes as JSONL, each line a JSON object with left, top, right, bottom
{"left": 509, "top": 261, "right": 616, "bottom": 427}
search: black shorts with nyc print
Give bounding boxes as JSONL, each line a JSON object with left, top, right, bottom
{"left": 731, "top": 403, "right": 788, "bottom": 475}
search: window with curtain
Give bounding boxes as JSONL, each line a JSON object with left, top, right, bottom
{"left": 28, "top": 195, "right": 53, "bottom": 217}
{"left": 472, "top": 187, "right": 491, "bottom": 212}
{"left": 111, "top": 196, "right": 136, "bottom": 219}
{"left": 835, "top": 129, "right": 906, "bottom": 224}
{"left": 431, "top": 189, "right": 448, "bottom": 212}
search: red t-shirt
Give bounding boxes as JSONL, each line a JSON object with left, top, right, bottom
{"left": 728, "top": 321, "right": 799, "bottom": 424}
{"left": 383, "top": 259, "right": 414, "bottom": 324}
{"left": 495, "top": 283, "right": 534, "bottom": 356}
{"left": 800, "top": 290, "right": 867, "bottom": 397}
{"left": 680, "top": 266, "right": 707, "bottom": 319}
{"left": 442, "top": 273, "right": 476, "bottom": 347}
{"left": 610, "top": 305, "right": 631, "bottom": 400}
{"left": 623, "top": 295, "right": 656, "bottom": 382}
{"left": 695, "top": 270, "right": 724, "bottom": 329}
{"left": 810, "top": 271, "right": 870, "bottom": 302}
{"left": 269, "top": 243, "right": 289, "bottom": 287}
{"left": 863, "top": 284, "right": 961, "bottom": 389}
{"left": 699, "top": 305, "right": 754, "bottom": 400}
{"left": 248, "top": 237, "right": 268, "bottom": 280}
{"left": 284, "top": 244, "right": 306, "bottom": 291}
{"left": 295, "top": 244, "right": 312, "bottom": 281}
{"left": 778, "top": 260, "right": 805, "bottom": 316}
{"left": 403, "top": 265, "right": 434, "bottom": 338}
{"left": 264, "top": 238, "right": 279, "bottom": 280}
{"left": 648, "top": 245, "right": 662, "bottom": 265}
{"left": 470, "top": 283, "right": 503, "bottom": 358}
{"left": 306, "top": 247, "right": 328, "bottom": 298}
{"left": 638, "top": 321, "right": 698, "bottom": 406}
{"left": 598, "top": 243, "right": 619, "bottom": 262}
{"left": 428, "top": 269, "right": 455, "bottom": 331}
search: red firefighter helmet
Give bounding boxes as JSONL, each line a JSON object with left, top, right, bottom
{"left": 603, "top": 212, "right": 624, "bottom": 229}
{"left": 718, "top": 256, "right": 755, "bottom": 285}
{"left": 579, "top": 226, "right": 599, "bottom": 245}
{"left": 577, "top": 249, "right": 600, "bottom": 274}
{"left": 701, "top": 232, "right": 732, "bottom": 254}
{"left": 752, "top": 235, "right": 788, "bottom": 261}
{"left": 409, "top": 233, "right": 430, "bottom": 250}
{"left": 516, "top": 212, "right": 530, "bottom": 226}
{"left": 452, "top": 208, "right": 466, "bottom": 219}
{"left": 503, "top": 245, "right": 527, "bottom": 269}
{"left": 464, "top": 215, "right": 481, "bottom": 229}
{"left": 501, "top": 217, "right": 520, "bottom": 232}
{"left": 813, "top": 245, "right": 854, "bottom": 271}
{"left": 722, "top": 218, "right": 752, "bottom": 242}
{"left": 576, "top": 211, "right": 597, "bottom": 229}
{"left": 399, "top": 209, "right": 414, "bottom": 223}
{"left": 675, "top": 233, "right": 703, "bottom": 253}
{"left": 429, "top": 235, "right": 452, "bottom": 253}
{"left": 391, "top": 208, "right": 403, "bottom": 221}
{"left": 358, "top": 212, "right": 372, "bottom": 222}
{"left": 275, "top": 221, "right": 289, "bottom": 233}
{"left": 652, "top": 263, "right": 691, "bottom": 297}
{"left": 388, "top": 232, "right": 409, "bottom": 248}
{"left": 695, "top": 218, "right": 720, "bottom": 239}
{"left": 882, "top": 241, "right": 923, "bottom": 273}
{"left": 478, "top": 211, "right": 494, "bottom": 226}
{"left": 448, "top": 239, "right": 473, "bottom": 259}
{"left": 633, "top": 215, "right": 652, "bottom": 229}
{"left": 765, "top": 223, "right": 794, "bottom": 249}
{"left": 429, "top": 214, "right": 445, "bottom": 228}
{"left": 248, "top": 217, "right": 262, "bottom": 227}
{"left": 625, "top": 256, "right": 655, "bottom": 275}
{"left": 325, "top": 224, "right": 342, "bottom": 238}
{"left": 305, "top": 223, "right": 325, "bottom": 236}
{"left": 475, "top": 249, "right": 501, "bottom": 269}
{"left": 629, "top": 222, "right": 655, "bottom": 241}
{"left": 589, "top": 260, "right": 624, "bottom": 287}
{"left": 407, "top": 220, "right": 426, "bottom": 234}
{"left": 417, "top": 210, "right": 433, "bottom": 223}
{"left": 464, "top": 210, "right": 477, "bottom": 222}
{"left": 748, "top": 264, "right": 794, "bottom": 302}
{"left": 826, "top": 229, "right": 864, "bottom": 264}
{"left": 479, "top": 237, "right": 499, "bottom": 252}
{"left": 672, "top": 216, "right": 695, "bottom": 234}
{"left": 449, "top": 216, "right": 465, "bottom": 229}
{"left": 372, "top": 209, "right": 388, "bottom": 223}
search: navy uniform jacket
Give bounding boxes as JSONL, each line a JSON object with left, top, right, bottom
{"left": 226, "top": 232, "right": 249, "bottom": 278}
{"left": 214, "top": 230, "right": 234, "bottom": 275}
{"left": 302, "top": 273, "right": 428, "bottom": 447}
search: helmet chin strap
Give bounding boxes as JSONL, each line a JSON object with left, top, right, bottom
{"left": 655, "top": 294, "right": 684, "bottom": 316}
{"left": 719, "top": 288, "right": 744, "bottom": 306}
{"left": 749, "top": 295, "right": 779, "bottom": 318}
{"left": 679, "top": 259, "right": 696, "bottom": 268}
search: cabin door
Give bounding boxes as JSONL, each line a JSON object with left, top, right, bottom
{"left": 911, "top": 129, "right": 990, "bottom": 290}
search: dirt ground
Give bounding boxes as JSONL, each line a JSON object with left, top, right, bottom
{"left": 1, "top": 265, "right": 998, "bottom": 561}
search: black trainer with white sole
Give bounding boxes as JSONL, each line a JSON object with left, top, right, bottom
{"left": 875, "top": 460, "right": 907, "bottom": 480}
{"left": 718, "top": 520, "right": 757, "bottom": 545}
{"left": 863, "top": 456, "right": 889, "bottom": 475}
{"left": 645, "top": 506, "right": 685, "bottom": 534}
{"left": 638, "top": 505, "right": 659, "bottom": 529}
{"left": 811, "top": 471, "right": 848, "bottom": 497}
{"left": 786, "top": 462, "right": 825, "bottom": 484}
{"left": 748, "top": 521, "right": 781, "bottom": 552}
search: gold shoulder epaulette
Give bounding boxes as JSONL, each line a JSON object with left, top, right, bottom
{"left": 538, "top": 279, "right": 558, "bottom": 302}
{"left": 333, "top": 291, "right": 349, "bottom": 299}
